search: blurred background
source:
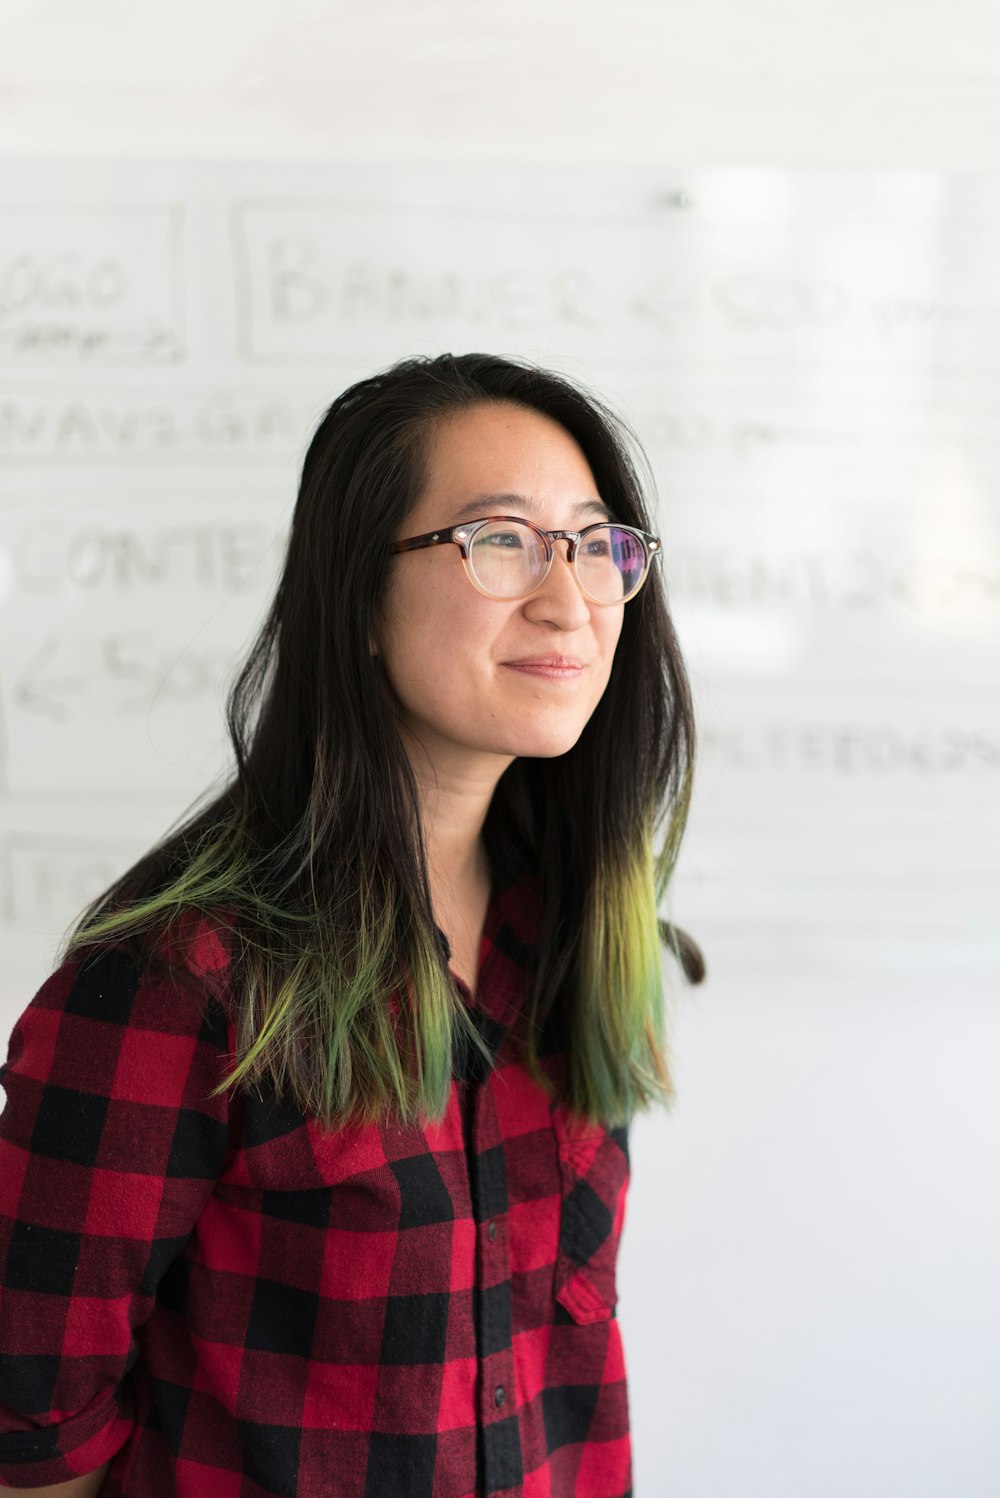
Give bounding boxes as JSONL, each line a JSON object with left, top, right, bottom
{"left": 1, "top": 3, "right": 998, "bottom": 1494}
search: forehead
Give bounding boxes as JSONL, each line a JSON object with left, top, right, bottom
{"left": 449, "top": 491, "right": 613, "bottom": 525}
{"left": 416, "top": 404, "right": 612, "bottom": 524}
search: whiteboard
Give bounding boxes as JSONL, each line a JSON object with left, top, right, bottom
{"left": 1, "top": 159, "right": 997, "bottom": 1496}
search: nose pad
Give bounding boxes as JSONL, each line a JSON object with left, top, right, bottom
{"left": 558, "top": 538, "right": 583, "bottom": 584}
{"left": 537, "top": 538, "right": 588, "bottom": 604}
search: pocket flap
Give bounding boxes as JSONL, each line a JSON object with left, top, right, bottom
{"left": 551, "top": 1105, "right": 630, "bottom": 1324}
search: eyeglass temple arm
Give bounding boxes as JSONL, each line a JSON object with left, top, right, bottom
{"left": 390, "top": 531, "right": 447, "bottom": 554}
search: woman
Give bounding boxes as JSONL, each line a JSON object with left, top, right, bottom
{"left": 0, "top": 352, "right": 705, "bottom": 1497}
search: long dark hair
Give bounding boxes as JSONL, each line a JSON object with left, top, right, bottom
{"left": 61, "top": 352, "right": 706, "bottom": 1129}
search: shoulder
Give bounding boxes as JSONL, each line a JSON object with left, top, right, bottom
{"left": 3, "top": 914, "right": 239, "bottom": 1101}
{"left": 154, "top": 907, "right": 237, "bottom": 998}
{"left": 0, "top": 935, "right": 237, "bottom": 1197}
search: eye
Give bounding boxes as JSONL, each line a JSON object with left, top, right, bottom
{"left": 582, "top": 534, "right": 612, "bottom": 557}
{"left": 482, "top": 529, "right": 525, "bottom": 549}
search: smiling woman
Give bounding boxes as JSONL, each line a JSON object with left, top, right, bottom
{"left": 0, "top": 352, "right": 705, "bottom": 1498}
{"left": 373, "top": 403, "right": 631, "bottom": 776}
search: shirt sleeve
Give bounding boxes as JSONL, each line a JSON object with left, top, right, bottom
{"left": 0, "top": 935, "right": 234, "bottom": 1485}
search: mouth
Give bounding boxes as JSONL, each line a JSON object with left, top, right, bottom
{"left": 503, "top": 657, "right": 583, "bottom": 669}
{"left": 502, "top": 660, "right": 584, "bottom": 679}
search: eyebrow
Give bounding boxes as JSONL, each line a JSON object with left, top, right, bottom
{"left": 450, "top": 491, "right": 614, "bottom": 525}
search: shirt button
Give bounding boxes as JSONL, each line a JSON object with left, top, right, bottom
{"left": 487, "top": 1221, "right": 497, "bottom": 1241}
{"left": 494, "top": 1385, "right": 505, "bottom": 1408}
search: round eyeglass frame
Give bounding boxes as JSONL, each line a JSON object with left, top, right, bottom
{"left": 389, "top": 515, "right": 662, "bottom": 605}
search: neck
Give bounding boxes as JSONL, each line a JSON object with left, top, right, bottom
{"left": 398, "top": 726, "right": 508, "bottom": 901}
{"left": 422, "top": 794, "right": 493, "bottom": 904}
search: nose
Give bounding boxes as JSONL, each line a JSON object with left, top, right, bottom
{"left": 525, "top": 537, "right": 592, "bottom": 620}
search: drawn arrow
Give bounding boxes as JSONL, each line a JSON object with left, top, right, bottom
{"left": 13, "top": 635, "right": 88, "bottom": 721}
{"left": 628, "top": 277, "right": 699, "bottom": 334}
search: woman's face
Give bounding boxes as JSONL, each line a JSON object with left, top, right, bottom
{"left": 372, "top": 402, "right": 626, "bottom": 778}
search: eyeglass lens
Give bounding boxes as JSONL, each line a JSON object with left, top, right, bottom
{"left": 468, "top": 521, "right": 647, "bottom": 603}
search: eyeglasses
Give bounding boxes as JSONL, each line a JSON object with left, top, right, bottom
{"left": 390, "top": 516, "right": 662, "bottom": 605}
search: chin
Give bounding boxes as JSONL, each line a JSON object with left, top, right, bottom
{"left": 501, "top": 726, "right": 585, "bottom": 759}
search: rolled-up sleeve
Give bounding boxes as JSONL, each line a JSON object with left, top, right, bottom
{"left": 0, "top": 941, "right": 232, "bottom": 1486}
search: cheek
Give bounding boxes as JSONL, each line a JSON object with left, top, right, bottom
{"left": 378, "top": 591, "right": 493, "bottom": 699}
{"left": 601, "top": 612, "right": 626, "bottom": 659}
{"left": 594, "top": 616, "right": 625, "bottom": 689}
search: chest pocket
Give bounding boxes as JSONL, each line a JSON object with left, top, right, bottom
{"left": 551, "top": 1104, "right": 631, "bottom": 1325}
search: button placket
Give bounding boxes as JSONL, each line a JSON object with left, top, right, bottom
{"left": 466, "top": 1075, "right": 522, "bottom": 1497}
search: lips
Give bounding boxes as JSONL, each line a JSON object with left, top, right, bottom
{"left": 504, "top": 657, "right": 583, "bottom": 668}
{"left": 503, "top": 658, "right": 584, "bottom": 680}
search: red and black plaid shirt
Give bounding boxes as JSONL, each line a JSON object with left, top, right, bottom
{"left": 0, "top": 865, "right": 633, "bottom": 1496}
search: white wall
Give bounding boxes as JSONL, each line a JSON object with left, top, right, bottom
{"left": 2, "top": 7, "right": 998, "bottom": 1496}
{"left": 6, "top": 0, "right": 1000, "bottom": 169}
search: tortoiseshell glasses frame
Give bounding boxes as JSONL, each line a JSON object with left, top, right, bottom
{"left": 389, "top": 516, "right": 662, "bottom": 605}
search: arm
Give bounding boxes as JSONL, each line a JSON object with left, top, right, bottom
{"left": 0, "top": 942, "right": 232, "bottom": 1487}
{"left": 0, "top": 1462, "right": 109, "bottom": 1496}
